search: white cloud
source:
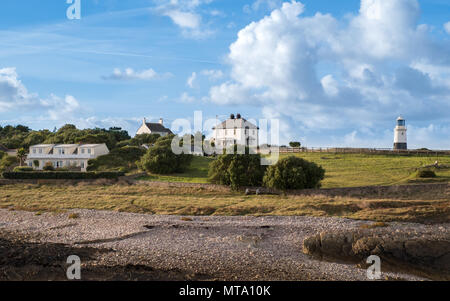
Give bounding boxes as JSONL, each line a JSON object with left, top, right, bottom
{"left": 244, "top": 0, "right": 283, "bottom": 13}
{"left": 0, "top": 67, "right": 81, "bottom": 119}
{"left": 444, "top": 22, "right": 450, "bottom": 35}
{"left": 187, "top": 72, "right": 197, "bottom": 88}
{"left": 102, "top": 68, "right": 167, "bottom": 81}
{"left": 179, "top": 92, "right": 196, "bottom": 103}
{"left": 207, "top": 0, "right": 450, "bottom": 147}
{"left": 164, "top": 10, "right": 201, "bottom": 29}
{"left": 321, "top": 75, "right": 339, "bottom": 96}
{"left": 154, "top": 0, "right": 214, "bottom": 38}
{"left": 201, "top": 69, "right": 224, "bottom": 80}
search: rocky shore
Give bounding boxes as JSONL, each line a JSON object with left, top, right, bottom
{"left": 0, "top": 209, "right": 447, "bottom": 281}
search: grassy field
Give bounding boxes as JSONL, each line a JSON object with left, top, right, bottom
{"left": 139, "top": 153, "right": 450, "bottom": 188}
{"left": 0, "top": 183, "right": 448, "bottom": 223}
{"left": 139, "top": 156, "right": 210, "bottom": 183}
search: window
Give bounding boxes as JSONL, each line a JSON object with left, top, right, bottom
{"left": 81, "top": 149, "right": 85, "bottom": 154}
{"left": 81, "top": 162, "right": 85, "bottom": 168}
{"left": 33, "top": 149, "right": 36, "bottom": 154}
{"left": 39, "top": 149, "right": 42, "bottom": 154}
{"left": 88, "top": 149, "right": 92, "bottom": 154}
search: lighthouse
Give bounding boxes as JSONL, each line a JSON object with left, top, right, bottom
{"left": 394, "top": 116, "right": 407, "bottom": 150}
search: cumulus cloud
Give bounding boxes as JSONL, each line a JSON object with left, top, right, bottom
{"left": 206, "top": 0, "right": 450, "bottom": 146}
{"left": 0, "top": 67, "right": 81, "bottom": 119}
{"left": 102, "top": 68, "right": 164, "bottom": 81}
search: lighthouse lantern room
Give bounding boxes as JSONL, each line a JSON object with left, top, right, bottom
{"left": 394, "top": 116, "right": 407, "bottom": 150}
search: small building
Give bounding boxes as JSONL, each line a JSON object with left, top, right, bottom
{"left": 0, "top": 144, "right": 17, "bottom": 157}
{"left": 212, "top": 114, "right": 259, "bottom": 148}
{"left": 136, "top": 118, "right": 173, "bottom": 136}
{"left": 394, "top": 116, "right": 407, "bottom": 150}
{"left": 25, "top": 144, "right": 109, "bottom": 172}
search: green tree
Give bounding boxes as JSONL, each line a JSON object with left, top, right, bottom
{"left": 289, "top": 141, "right": 301, "bottom": 148}
{"left": 263, "top": 156, "right": 325, "bottom": 191}
{"left": 208, "top": 147, "right": 266, "bottom": 190}
{"left": 139, "top": 135, "right": 192, "bottom": 174}
{"left": 16, "top": 148, "right": 27, "bottom": 166}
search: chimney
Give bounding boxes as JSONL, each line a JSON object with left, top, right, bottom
{"left": 230, "top": 114, "right": 235, "bottom": 120}
{"left": 237, "top": 113, "right": 241, "bottom": 119}
{"left": 143, "top": 117, "right": 147, "bottom": 124}
{"left": 159, "top": 118, "right": 164, "bottom": 125}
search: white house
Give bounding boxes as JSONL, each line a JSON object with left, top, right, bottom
{"left": 212, "top": 114, "right": 259, "bottom": 148}
{"left": 136, "top": 118, "right": 173, "bottom": 136}
{"left": 25, "top": 144, "right": 110, "bottom": 172}
{"left": 394, "top": 116, "right": 407, "bottom": 150}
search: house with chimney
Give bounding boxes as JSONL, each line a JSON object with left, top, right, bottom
{"left": 136, "top": 118, "right": 173, "bottom": 136}
{"left": 25, "top": 144, "right": 109, "bottom": 172}
{"left": 212, "top": 114, "right": 259, "bottom": 148}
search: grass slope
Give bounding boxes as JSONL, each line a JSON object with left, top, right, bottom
{"left": 138, "top": 153, "right": 450, "bottom": 188}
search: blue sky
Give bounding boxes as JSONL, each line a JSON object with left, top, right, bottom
{"left": 0, "top": 0, "right": 449, "bottom": 148}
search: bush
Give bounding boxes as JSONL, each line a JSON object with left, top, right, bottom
{"left": 139, "top": 135, "right": 193, "bottom": 174}
{"left": 87, "top": 146, "right": 146, "bottom": 172}
{"left": 2, "top": 171, "right": 125, "bottom": 180}
{"left": 415, "top": 169, "right": 436, "bottom": 178}
{"left": 208, "top": 148, "right": 266, "bottom": 190}
{"left": 43, "top": 162, "right": 55, "bottom": 171}
{"left": 263, "top": 156, "right": 325, "bottom": 191}
{"left": 0, "top": 156, "right": 18, "bottom": 173}
{"left": 13, "top": 166, "right": 34, "bottom": 172}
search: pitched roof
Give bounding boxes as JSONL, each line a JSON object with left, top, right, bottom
{"left": 212, "top": 117, "right": 259, "bottom": 130}
{"left": 145, "top": 123, "right": 173, "bottom": 134}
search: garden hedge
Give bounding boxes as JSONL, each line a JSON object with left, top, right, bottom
{"left": 2, "top": 171, "right": 125, "bottom": 180}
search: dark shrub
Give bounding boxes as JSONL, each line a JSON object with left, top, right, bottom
{"left": 263, "top": 156, "right": 325, "bottom": 191}
{"left": 208, "top": 147, "right": 266, "bottom": 190}
{"left": 416, "top": 169, "right": 436, "bottom": 178}
{"left": 139, "top": 135, "right": 193, "bottom": 174}
{"left": 43, "top": 162, "right": 55, "bottom": 171}
{"left": 13, "top": 166, "right": 34, "bottom": 172}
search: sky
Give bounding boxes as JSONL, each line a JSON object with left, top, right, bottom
{"left": 0, "top": 0, "right": 449, "bottom": 149}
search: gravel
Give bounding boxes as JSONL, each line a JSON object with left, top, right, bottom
{"left": 1, "top": 208, "right": 445, "bottom": 281}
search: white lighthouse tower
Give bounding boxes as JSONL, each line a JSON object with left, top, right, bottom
{"left": 394, "top": 116, "right": 407, "bottom": 150}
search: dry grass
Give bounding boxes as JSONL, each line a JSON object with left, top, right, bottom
{"left": 359, "top": 222, "right": 389, "bottom": 229}
{"left": 0, "top": 183, "right": 448, "bottom": 224}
